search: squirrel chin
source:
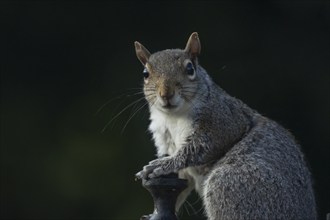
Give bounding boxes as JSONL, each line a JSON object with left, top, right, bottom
{"left": 157, "top": 105, "right": 179, "bottom": 113}
{"left": 153, "top": 98, "right": 186, "bottom": 114}
{"left": 157, "top": 104, "right": 193, "bottom": 116}
{"left": 152, "top": 103, "right": 185, "bottom": 115}
{"left": 162, "top": 103, "right": 177, "bottom": 109}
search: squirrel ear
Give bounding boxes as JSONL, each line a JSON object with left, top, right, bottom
{"left": 184, "top": 32, "right": 201, "bottom": 59}
{"left": 134, "top": 41, "right": 151, "bottom": 66}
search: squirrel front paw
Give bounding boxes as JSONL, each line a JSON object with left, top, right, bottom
{"left": 135, "top": 156, "right": 176, "bottom": 179}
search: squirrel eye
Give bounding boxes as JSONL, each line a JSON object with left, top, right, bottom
{"left": 143, "top": 68, "right": 149, "bottom": 79}
{"left": 186, "top": 62, "right": 195, "bottom": 76}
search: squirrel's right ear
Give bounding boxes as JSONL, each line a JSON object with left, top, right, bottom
{"left": 185, "top": 32, "right": 201, "bottom": 60}
{"left": 134, "top": 41, "right": 151, "bottom": 66}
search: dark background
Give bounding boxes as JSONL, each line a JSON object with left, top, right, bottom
{"left": 1, "top": 1, "right": 329, "bottom": 219}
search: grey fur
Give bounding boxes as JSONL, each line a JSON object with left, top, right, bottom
{"left": 135, "top": 33, "right": 317, "bottom": 220}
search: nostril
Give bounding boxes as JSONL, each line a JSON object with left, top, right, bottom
{"left": 160, "top": 93, "right": 174, "bottom": 100}
{"left": 166, "top": 93, "right": 174, "bottom": 99}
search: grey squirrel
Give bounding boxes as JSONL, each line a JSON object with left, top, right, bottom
{"left": 134, "top": 32, "right": 317, "bottom": 220}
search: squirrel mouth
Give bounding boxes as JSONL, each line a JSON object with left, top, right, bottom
{"left": 162, "top": 102, "right": 176, "bottom": 109}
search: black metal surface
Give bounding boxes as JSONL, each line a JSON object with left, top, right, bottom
{"left": 140, "top": 173, "right": 188, "bottom": 220}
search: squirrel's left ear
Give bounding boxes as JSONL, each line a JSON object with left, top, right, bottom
{"left": 184, "top": 32, "right": 201, "bottom": 60}
{"left": 134, "top": 41, "right": 151, "bottom": 66}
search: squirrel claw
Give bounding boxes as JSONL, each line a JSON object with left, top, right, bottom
{"left": 135, "top": 171, "right": 143, "bottom": 180}
{"left": 136, "top": 157, "right": 175, "bottom": 180}
{"left": 135, "top": 170, "right": 151, "bottom": 180}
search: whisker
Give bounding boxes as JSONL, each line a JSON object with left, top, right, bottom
{"left": 142, "top": 106, "right": 150, "bottom": 120}
{"left": 183, "top": 200, "right": 194, "bottom": 216}
{"left": 191, "top": 195, "right": 202, "bottom": 206}
{"left": 193, "top": 203, "right": 204, "bottom": 215}
{"left": 101, "top": 96, "right": 146, "bottom": 133}
{"left": 182, "top": 89, "right": 205, "bottom": 97}
{"left": 182, "top": 94, "right": 199, "bottom": 110}
{"left": 95, "top": 94, "right": 128, "bottom": 116}
{"left": 182, "top": 90, "right": 197, "bottom": 94}
{"left": 121, "top": 101, "right": 149, "bottom": 134}
{"left": 185, "top": 196, "right": 203, "bottom": 216}
{"left": 95, "top": 88, "right": 144, "bottom": 116}
{"left": 143, "top": 89, "right": 156, "bottom": 92}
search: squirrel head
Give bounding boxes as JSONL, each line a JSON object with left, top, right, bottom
{"left": 134, "top": 32, "right": 204, "bottom": 114}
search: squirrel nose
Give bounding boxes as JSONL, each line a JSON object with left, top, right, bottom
{"left": 159, "top": 91, "right": 174, "bottom": 101}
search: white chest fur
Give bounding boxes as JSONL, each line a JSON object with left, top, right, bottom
{"left": 148, "top": 107, "right": 206, "bottom": 195}
{"left": 148, "top": 108, "right": 193, "bottom": 157}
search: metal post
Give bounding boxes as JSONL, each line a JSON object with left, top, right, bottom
{"left": 139, "top": 173, "right": 187, "bottom": 220}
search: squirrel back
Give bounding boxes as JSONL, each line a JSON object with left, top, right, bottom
{"left": 134, "top": 32, "right": 317, "bottom": 220}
